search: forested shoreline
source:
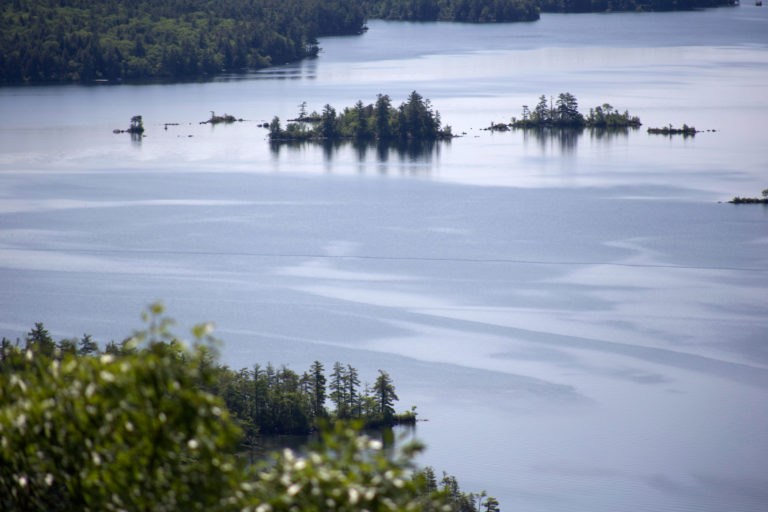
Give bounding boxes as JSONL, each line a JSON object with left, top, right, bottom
{"left": 0, "top": 304, "right": 500, "bottom": 511}
{"left": 1, "top": 0, "right": 737, "bottom": 84}
{"left": 534, "top": 0, "right": 732, "bottom": 12}
{"left": 362, "top": 0, "right": 540, "bottom": 22}
{"left": 0, "top": 0, "right": 365, "bottom": 83}
{"left": 360, "top": 0, "right": 733, "bottom": 22}
{"left": 1, "top": 320, "right": 415, "bottom": 443}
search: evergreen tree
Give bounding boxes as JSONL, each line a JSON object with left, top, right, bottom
{"left": 269, "top": 116, "right": 282, "bottom": 139}
{"left": 329, "top": 361, "right": 347, "bottom": 417}
{"left": 309, "top": 360, "right": 326, "bottom": 417}
{"left": 25, "top": 323, "right": 55, "bottom": 359}
{"left": 128, "top": 115, "right": 144, "bottom": 134}
{"left": 320, "top": 104, "right": 339, "bottom": 138}
{"left": 555, "top": 92, "right": 582, "bottom": 125}
{"left": 374, "top": 93, "right": 393, "bottom": 139}
{"left": 373, "top": 369, "right": 399, "bottom": 419}
{"left": 532, "top": 94, "right": 551, "bottom": 123}
{"left": 344, "top": 363, "right": 361, "bottom": 416}
{"left": 78, "top": 334, "right": 99, "bottom": 355}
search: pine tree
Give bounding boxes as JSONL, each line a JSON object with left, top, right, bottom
{"left": 374, "top": 94, "right": 392, "bottom": 139}
{"left": 26, "top": 323, "right": 55, "bottom": 359}
{"left": 373, "top": 369, "right": 398, "bottom": 419}
{"left": 329, "top": 361, "right": 347, "bottom": 417}
{"left": 344, "top": 364, "right": 361, "bottom": 416}
{"left": 78, "top": 334, "right": 99, "bottom": 355}
{"left": 309, "top": 360, "right": 326, "bottom": 417}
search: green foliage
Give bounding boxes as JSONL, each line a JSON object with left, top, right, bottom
{"left": 0, "top": 0, "right": 365, "bottom": 83}
{"left": 0, "top": 305, "right": 497, "bottom": 511}
{"left": 0, "top": 305, "right": 243, "bottom": 511}
{"left": 309, "top": 360, "right": 328, "bottom": 417}
{"left": 373, "top": 370, "right": 399, "bottom": 420}
{"left": 205, "top": 111, "right": 241, "bottom": 125}
{"left": 509, "top": 93, "right": 640, "bottom": 129}
{"left": 534, "top": 0, "right": 731, "bottom": 12}
{"left": 246, "top": 422, "right": 450, "bottom": 511}
{"left": 646, "top": 123, "right": 697, "bottom": 136}
{"left": 210, "top": 359, "right": 411, "bottom": 438}
{"left": 127, "top": 115, "right": 144, "bottom": 134}
{"left": 363, "top": 0, "right": 540, "bottom": 22}
{"left": 586, "top": 103, "right": 640, "bottom": 128}
{"left": 270, "top": 92, "right": 453, "bottom": 142}
{"left": 729, "top": 188, "right": 768, "bottom": 204}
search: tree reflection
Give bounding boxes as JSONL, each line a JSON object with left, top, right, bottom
{"left": 517, "top": 126, "right": 638, "bottom": 153}
{"left": 269, "top": 138, "right": 447, "bottom": 171}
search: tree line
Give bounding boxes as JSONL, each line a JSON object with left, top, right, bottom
{"left": 269, "top": 91, "right": 453, "bottom": 141}
{"left": 361, "top": 0, "right": 540, "bottom": 22}
{"left": 503, "top": 92, "right": 641, "bottom": 128}
{"left": 360, "top": 0, "right": 732, "bottom": 22}
{"left": 0, "top": 303, "right": 500, "bottom": 511}
{"left": 534, "top": 0, "right": 731, "bottom": 13}
{"left": 0, "top": 0, "right": 365, "bottom": 83}
{"left": 208, "top": 361, "right": 414, "bottom": 444}
{"left": 2, "top": 320, "right": 414, "bottom": 443}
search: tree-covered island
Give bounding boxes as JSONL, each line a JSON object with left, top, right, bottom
{"left": 0, "top": 304, "right": 501, "bottom": 511}
{"left": 486, "top": 92, "right": 642, "bottom": 131}
{"left": 647, "top": 124, "right": 699, "bottom": 136}
{"left": 268, "top": 91, "right": 454, "bottom": 142}
{"left": 202, "top": 111, "right": 244, "bottom": 125}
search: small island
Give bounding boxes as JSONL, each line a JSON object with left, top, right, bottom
{"left": 486, "top": 93, "right": 641, "bottom": 130}
{"left": 113, "top": 115, "right": 145, "bottom": 135}
{"left": 647, "top": 124, "right": 699, "bottom": 136}
{"left": 729, "top": 189, "right": 768, "bottom": 204}
{"left": 267, "top": 91, "right": 453, "bottom": 142}
{"left": 201, "top": 111, "right": 243, "bottom": 125}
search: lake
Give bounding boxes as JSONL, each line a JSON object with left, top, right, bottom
{"left": 1, "top": 6, "right": 768, "bottom": 512}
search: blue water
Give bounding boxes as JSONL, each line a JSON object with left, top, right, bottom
{"left": 1, "top": 7, "right": 768, "bottom": 512}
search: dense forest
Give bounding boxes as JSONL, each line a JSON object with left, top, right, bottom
{"left": 0, "top": 0, "right": 365, "bottom": 83}
{"left": 361, "top": 0, "right": 540, "bottom": 22}
{"left": 1, "top": 0, "right": 736, "bottom": 83}
{"left": 360, "top": 0, "right": 733, "bottom": 22}
{"left": 269, "top": 91, "right": 453, "bottom": 141}
{"left": 2, "top": 321, "right": 414, "bottom": 443}
{"left": 534, "top": 0, "right": 733, "bottom": 12}
{"left": 0, "top": 304, "right": 500, "bottom": 511}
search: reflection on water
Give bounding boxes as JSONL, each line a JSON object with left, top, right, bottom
{"left": 518, "top": 126, "right": 638, "bottom": 153}
{"left": 270, "top": 138, "right": 448, "bottom": 168}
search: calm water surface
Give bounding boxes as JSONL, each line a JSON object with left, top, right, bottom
{"left": 1, "top": 7, "right": 768, "bottom": 512}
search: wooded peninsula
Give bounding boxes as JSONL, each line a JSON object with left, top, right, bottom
{"left": 0, "top": 304, "right": 501, "bottom": 512}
